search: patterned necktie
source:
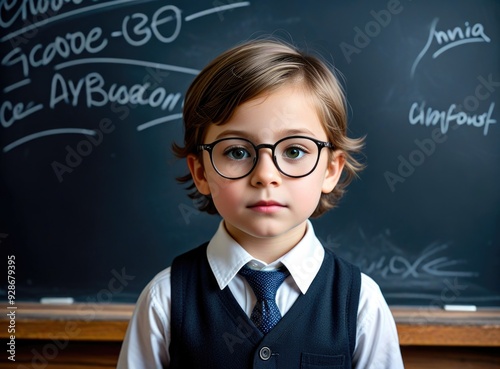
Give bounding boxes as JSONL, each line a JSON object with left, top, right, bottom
{"left": 238, "top": 265, "right": 290, "bottom": 334}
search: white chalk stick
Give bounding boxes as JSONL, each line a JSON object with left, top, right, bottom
{"left": 40, "top": 297, "right": 75, "bottom": 305}
{"left": 443, "top": 304, "right": 477, "bottom": 312}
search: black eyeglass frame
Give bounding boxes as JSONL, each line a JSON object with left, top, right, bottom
{"left": 197, "top": 135, "right": 334, "bottom": 180}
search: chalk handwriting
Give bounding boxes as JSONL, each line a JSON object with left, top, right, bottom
{"left": 1, "top": 100, "right": 43, "bottom": 128}
{"left": 0, "top": 0, "right": 133, "bottom": 42}
{"left": 184, "top": 1, "right": 250, "bottom": 22}
{"left": 411, "top": 18, "right": 491, "bottom": 78}
{"left": 3, "top": 78, "right": 31, "bottom": 93}
{"left": 1, "top": 3, "right": 187, "bottom": 82}
{"left": 2, "top": 3, "right": 247, "bottom": 88}
{"left": 0, "top": 0, "right": 84, "bottom": 29}
{"left": 324, "top": 227, "right": 480, "bottom": 283}
{"left": 54, "top": 58, "right": 200, "bottom": 76}
{"left": 433, "top": 21, "right": 490, "bottom": 57}
{"left": 50, "top": 72, "right": 182, "bottom": 111}
{"left": 2, "top": 27, "right": 107, "bottom": 79}
{"left": 408, "top": 101, "right": 496, "bottom": 135}
{"left": 360, "top": 243, "right": 478, "bottom": 280}
{"left": 3, "top": 128, "right": 95, "bottom": 153}
{"left": 332, "top": 228, "right": 479, "bottom": 282}
{"left": 136, "top": 113, "right": 183, "bottom": 131}
{"left": 119, "top": 5, "right": 181, "bottom": 46}
{"left": 1, "top": 2, "right": 251, "bottom": 151}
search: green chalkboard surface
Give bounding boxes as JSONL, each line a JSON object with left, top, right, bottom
{"left": 1, "top": 0, "right": 499, "bottom": 307}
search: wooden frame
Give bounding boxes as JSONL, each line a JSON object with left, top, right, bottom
{"left": 2, "top": 303, "right": 500, "bottom": 346}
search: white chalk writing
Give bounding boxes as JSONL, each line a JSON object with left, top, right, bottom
{"left": 433, "top": 21, "right": 490, "bottom": 58}
{"left": 360, "top": 243, "right": 478, "bottom": 280}
{"left": 408, "top": 101, "right": 496, "bottom": 136}
{"left": 0, "top": 0, "right": 84, "bottom": 29}
{"left": 50, "top": 72, "right": 182, "bottom": 111}
{"left": 1, "top": 100, "right": 43, "bottom": 128}
{"left": 120, "top": 5, "right": 182, "bottom": 46}
{"left": 2, "top": 27, "right": 107, "bottom": 79}
{"left": 411, "top": 18, "right": 491, "bottom": 78}
{"left": 0, "top": 2, "right": 251, "bottom": 151}
{"left": 3, "top": 128, "right": 95, "bottom": 153}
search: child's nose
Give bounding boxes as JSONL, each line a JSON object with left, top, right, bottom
{"left": 250, "top": 149, "right": 282, "bottom": 187}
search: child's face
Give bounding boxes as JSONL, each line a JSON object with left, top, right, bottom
{"left": 188, "top": 84, "right": 344, "bottom": 250}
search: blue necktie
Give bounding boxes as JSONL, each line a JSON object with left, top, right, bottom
{"left": 238, "top": 265, "right": 290, "bottom": 334}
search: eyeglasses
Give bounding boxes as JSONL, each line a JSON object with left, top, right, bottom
{"left": 198, "top": 135, "right": 334, "bottom": 180}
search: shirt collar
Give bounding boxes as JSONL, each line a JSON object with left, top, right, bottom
{"left": 206, "top": 220, "right": 325, "bottom": 294}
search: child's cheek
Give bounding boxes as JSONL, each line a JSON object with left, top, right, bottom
{"left": 292, "top": 177, "right": 325, "bottom": 211}
{"left": 207, "top": 178, "right": 241, "bottom": 210}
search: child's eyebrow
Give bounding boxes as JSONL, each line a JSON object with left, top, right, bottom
{"left": 214, "top": 130, "right": 252, "bottom": 140}
{"left": 213, "top": 128, "right": 318, "bottom": 141}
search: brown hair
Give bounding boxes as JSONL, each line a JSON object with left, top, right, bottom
{"left": 172, "top": 38, "right": 365, "bottom": 217}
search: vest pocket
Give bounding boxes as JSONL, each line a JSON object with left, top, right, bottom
{"left": 300, "top": 353, "right": 345, "bottom": 368}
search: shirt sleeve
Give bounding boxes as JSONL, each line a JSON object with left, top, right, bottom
{"left": 352, "top": 273, "right": 405, "bottom": 369}
{"left": 116, "top": 267, "right": 172, "bottom": 369}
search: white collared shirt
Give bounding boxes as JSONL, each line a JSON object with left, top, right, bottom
{"left": 117, "top": 221, "right": 404, "bottom": 368}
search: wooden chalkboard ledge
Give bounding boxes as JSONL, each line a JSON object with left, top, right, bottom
{"left": 392, "top": 306, "right": 500, "bottom": 347}
{"left": 2, "top": 303, "right": 500, "bottom": 346}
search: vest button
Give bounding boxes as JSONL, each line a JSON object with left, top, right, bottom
{"left": 259, "top": 346, "right": 272, "bottom": 360}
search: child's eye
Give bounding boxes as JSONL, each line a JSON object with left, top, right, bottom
{"left": 224, "top": 147, "right": 251, "bottom": 160}
{"left": 283, "top": 146, "right": 307, "bottom": 159}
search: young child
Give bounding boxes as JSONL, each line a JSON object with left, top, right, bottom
{"left": 117, "top": 39, "right": 404, "bottom": 368}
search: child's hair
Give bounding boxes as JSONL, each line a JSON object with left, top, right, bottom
{"left": 173, "top": 38, "right": 365, "bottom": 217}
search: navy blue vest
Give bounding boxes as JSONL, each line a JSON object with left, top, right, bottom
{"left": 169, "top": 243, "right": 361, "bottom": 369}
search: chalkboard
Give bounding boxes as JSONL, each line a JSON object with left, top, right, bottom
{"left": 1, "top": 0, "right": 499, "bottom": 307}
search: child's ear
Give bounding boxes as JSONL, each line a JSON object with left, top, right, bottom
{"left": 321, "top": 151, "right": 345, "bottom": 193}
{"left": 187, "top": 154, "right": 211, "bottom": 195}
